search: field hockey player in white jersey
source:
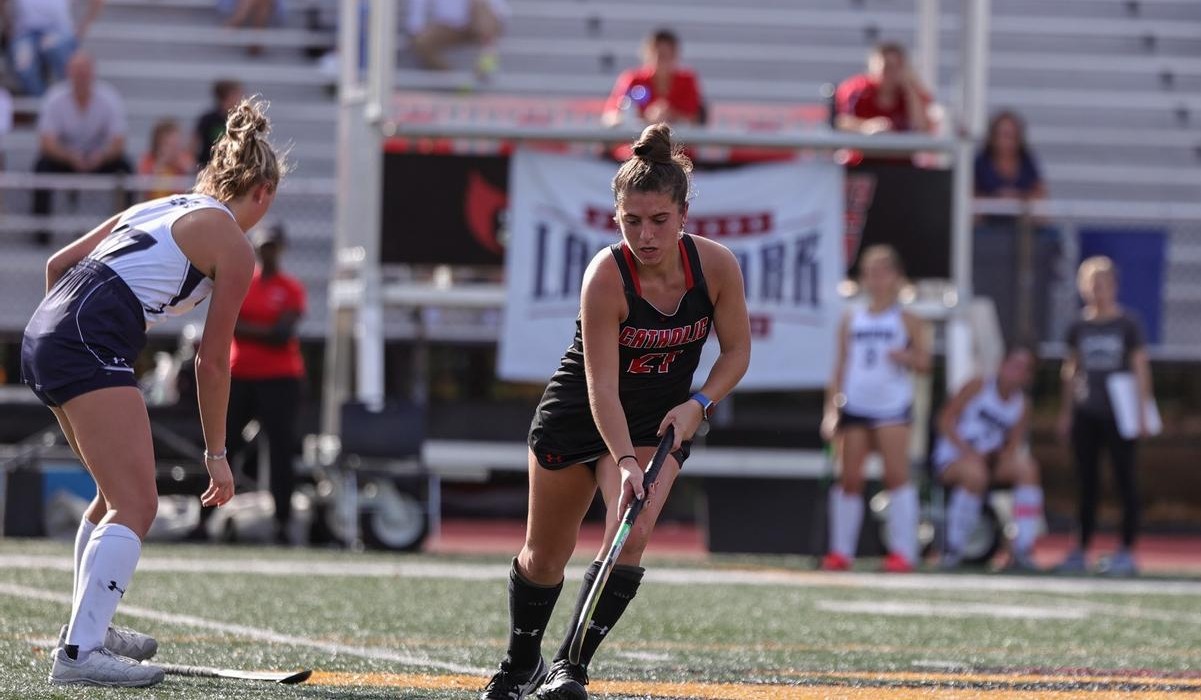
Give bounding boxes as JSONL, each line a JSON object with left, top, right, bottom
{"left": 820, "top": 244, "right": 930, "bottom": 573}
{"left": 933, "top": 346, "right": 1043, "bottom": 571}
{"left": 20, "top": 98, "right": 286, "bottom": 687}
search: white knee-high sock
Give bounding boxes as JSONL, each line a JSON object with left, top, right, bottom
{"left": 887, "top": 484, "right": 920, "bottom": 564}
{"left": 946, "top": 488, "right": 983, "bottom": 556}
{"left": 72, "top": 516, "right": 97, "bottom": 603}
{"left": 1012, "top": 485, "right": 1044, "bottom": 556}
{"left": 66, "top": 523, "right": 141, "bottom": 658}
{"left": 828, "top": 486, "right": 864, "bottom": 559}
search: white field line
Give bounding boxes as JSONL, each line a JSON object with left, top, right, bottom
{"left": 814, "top": 599, "right": 1092, "bottom": 621}
{"left": 0, "top": 583, "right": 488, "bottom": 676}
{"left": 4, "top": 553, "right": 1201, "bottom": 597}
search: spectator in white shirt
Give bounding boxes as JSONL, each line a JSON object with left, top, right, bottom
{"left": 32, "top": 51, "right": 131, "bottom": 242}
{"left": 408, "top": 0, "right": 509, "bottom": 78}
{"left": 5, "top": 0, "right": 105, "bottom": 96}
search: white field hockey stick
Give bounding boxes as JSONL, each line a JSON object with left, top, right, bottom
{"left": 568, "top": 425, "right": 675, "bottom": 665}
{"left": 152, "top": 662, "right": 312, "bottom": 684}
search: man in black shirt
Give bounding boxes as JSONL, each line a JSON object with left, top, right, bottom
{"left": 193, "top": 79, "right": 244, "bottom": 168}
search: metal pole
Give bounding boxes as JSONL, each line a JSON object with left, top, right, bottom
{"left": 947, "top": 0, "right": 990, "bottom": 391}
{"left": 916, "top": 0, "right": 940, "bottom": 90}
{"left": 322, "top": 0, "right": 367, "bottom": 435}
{"left": 353, "top": 0, "right": 397, "bottom": 410}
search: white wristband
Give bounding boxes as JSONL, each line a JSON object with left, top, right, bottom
{"left": 203, "top": 449, "right": 227, "bottom": 461}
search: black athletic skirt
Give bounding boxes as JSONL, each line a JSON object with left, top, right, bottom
{"left": 21, "top": 259, "right": 146, "bottom": 408}
{"left": 528, "top": 377, "right": 691, "bottom": 470}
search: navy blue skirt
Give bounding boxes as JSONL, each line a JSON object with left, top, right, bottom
{"left": 21, "top": 259, "right": 146, "bottom": 408}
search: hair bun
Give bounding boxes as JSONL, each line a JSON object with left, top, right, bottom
{"left": 225, "top": 97, "right": 271, "bottom": 143}
{"left": 632, "top": 123, "right": 676, "bottom": 164}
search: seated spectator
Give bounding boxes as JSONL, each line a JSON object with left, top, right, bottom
{"left": 5, "top": 0, "right": 104, "bottom": 96}
{"left": 835, "top": 42, "right": 934, "bottom": 136}
{"left": 932, "top": 346, "right": 1043, "bottom": 571}
{"left": 407, "top": 0, "right": 509, "bottom": 79}
{"left": 975, "top": 110, "right": 1046, "bottom": 200}
{"left": 139, "top": 118, "right": 194, "bottom": 201}
{"left": 194, "top": 79, "right": 244, "bottom": 168}
{"left": 603, "top": 28, "right": 704, "bottom": 128}
{"left": 32, "top": 51, "right": 131, "bottom": 241}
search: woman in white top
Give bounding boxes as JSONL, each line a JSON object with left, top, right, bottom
{"left": 21, "top": 98, "right": 286, "bottom": 687}
{"left": 934, "top": 346, "right": 1042, "bottom": 570}
{"left": 821, "top": 245, "right": 930, "bottom": 572}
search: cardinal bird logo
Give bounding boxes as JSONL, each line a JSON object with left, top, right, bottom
{"left": 464, "top": 171, "right": 507, "bottom": 256}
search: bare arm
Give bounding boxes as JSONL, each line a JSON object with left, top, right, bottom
{"left": 692, "top": 243, "right": 751, "bottom": 406}
{"left": 581, "top": 252, "right": 637, "bottom": 467}
{"left": 174, "top": 211, "right": 255, "bottom": 507}
{"left": 88, "top": 134, "right": 125, "bottom": 168}
{"left": 1000, "top": 400, "right": 1031, "bottom": 459}
{"left": 45, "top": 214, "right": 121, "bottom": 292}
{"left": 234, "top": 309, "right": 300, "bottom": 345}
{"left": 894, "top": 311, "right": 932, "bottom": 373}
{"left": 820, "top": 312, "right": 850, "bottom": 440}
{"left": 939, "top": 378, "right": 984, "bottom": 455}
{"left": 75, "top": 0, "right": 106, "bottom": 39}
{"left": 39, "top": 132, "right": 83, "bottom": 168}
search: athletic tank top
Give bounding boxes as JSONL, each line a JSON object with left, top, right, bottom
{"left": 841, "top": 304, "right": 913, "bottom": 417}
{"left": 87, "top": 193, "right": 234, "bottom": 328}
{"left": 949, "top": 378, "right": 1026, "bottom": 455}
{"left": 546, "top": 235, "right": 713, "bottom": 402}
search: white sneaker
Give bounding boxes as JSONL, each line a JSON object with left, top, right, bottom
{"left": 48, "top": 647, "right": 165, "bottom": 687}
{"left": 58, "top": 624, "right": 158, "bottom": 661}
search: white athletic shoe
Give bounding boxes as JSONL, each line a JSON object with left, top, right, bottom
{"left": 58, "top": 624, "right": 158, "bottom": 662}
{"left": 48, "top": 647, "right": 165, "bottom": 687}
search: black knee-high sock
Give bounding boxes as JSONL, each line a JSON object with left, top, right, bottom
{"left": 503, "top": 559, "right": 563, "bottom": 673}
{"left": 554, "top": 561, "right": 645, "bottom": 667}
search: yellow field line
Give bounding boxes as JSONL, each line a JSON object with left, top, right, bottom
{"left": 307, "top": 671, "right": 1201, "bottom": 699}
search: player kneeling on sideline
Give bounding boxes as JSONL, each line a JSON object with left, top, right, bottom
{"left": 932, "top": 346, "right": 1043, "bottom": 570}
{"left": 21, "top": 99, "right": 285, "bottom": 687}
{"left": 821, "top": 245, "right": 931, "bottom": 573}
{"left": 477, "top": 123, "right": 750, "bottom": 700}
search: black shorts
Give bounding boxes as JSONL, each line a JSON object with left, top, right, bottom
{"left": 21, "top": 259, "right": 146, "bottom": 408}
{"left": 838, "top": 407, "right": 912, "bottom": 431}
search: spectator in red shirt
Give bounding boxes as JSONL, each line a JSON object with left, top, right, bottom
{"left": 227, "top": 222, "right": 306, "bottom": 544}
{"left": 835, "top": 42, "right": 933, "bottom": 136}
{"left": 603, "top": 28, "right": 704, "bottom": 128}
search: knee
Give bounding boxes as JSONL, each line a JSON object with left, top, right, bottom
{"left": 120, "top": 493, "right": 158, "bottom": 538}
{"left": 517, "top": 543, "right": 570, "bottom": 585}
{"left": 957, "top": 461, "right": 988, "bottom": 494}
{"left": 839, "top": 472, "right": 866, "bottom": 495}
{"left": 618, "top": 520, "right": 654, "bottom": 563}
{"left": 1017, "top": 457, "right": 1041, "bottom": 486}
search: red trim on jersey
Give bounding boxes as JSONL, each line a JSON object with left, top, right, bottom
{"left": 679, "top": 238, "right": 695, "bottom": 290}
{"left": 620, "top": 243, "right": 642, "bottom": 296}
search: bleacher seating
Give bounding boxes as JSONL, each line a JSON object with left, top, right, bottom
{"left": 1, "top": 0, "right": 1199, "bottom": 344}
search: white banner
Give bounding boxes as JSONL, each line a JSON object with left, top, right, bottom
{"left": 498, "top": 149, "right": 844, "bottom": 390}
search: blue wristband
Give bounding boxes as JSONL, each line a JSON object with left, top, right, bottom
{"left": 690, "top": 392, "right": 714, "bottom": 419}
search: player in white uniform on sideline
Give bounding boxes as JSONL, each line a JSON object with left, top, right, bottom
{"left": 933, "top": 346, "right": 1043, "bottom": 570}
{"left": 821, "top": 245, "right": 930, "bottom": 573}
{"left": 20, "top": 99, "right": 286, "bottom": 687}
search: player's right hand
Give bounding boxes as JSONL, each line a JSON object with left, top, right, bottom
{"left": 617, "top": 456, "right": 645, "bottom": 511}
{"left": 820, "top": 409, "right": 839, "bottom": 442}
{"left": 201, "top": 457, "right": 235, "bottom": 507}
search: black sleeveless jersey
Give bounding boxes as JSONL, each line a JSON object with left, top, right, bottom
{"left": 528, "top": 234, "right": 714, "bottom": 468}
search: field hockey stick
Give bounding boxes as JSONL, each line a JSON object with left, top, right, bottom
{"left": 152, "top": 662, "right": 312, "bottom": 684}
{"left": 568, "top": 425, "right": 675, "bottom": 666}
